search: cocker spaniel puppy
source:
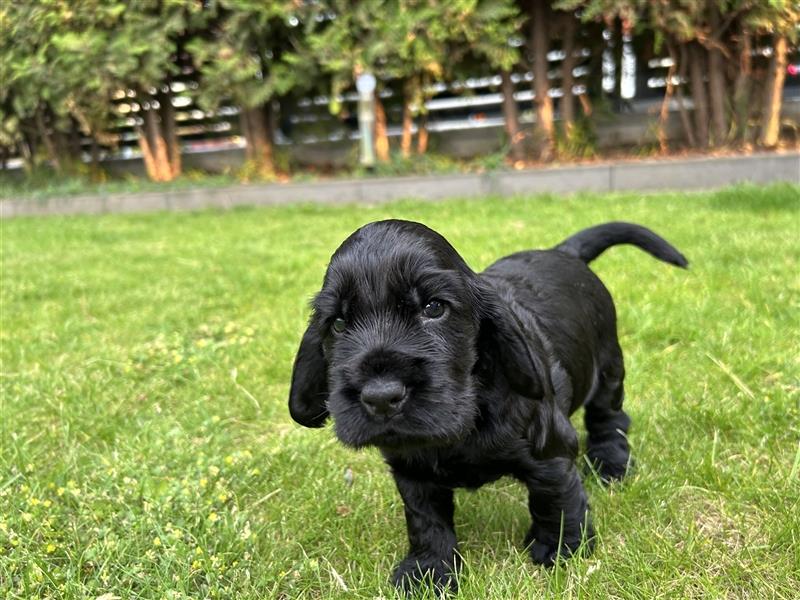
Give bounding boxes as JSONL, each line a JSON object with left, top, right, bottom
{"left": 289, "top": 220, "right": 687, "bottom": 591}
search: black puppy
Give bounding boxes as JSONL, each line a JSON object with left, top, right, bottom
{"left": 289, "top": 220, "right": 687, "bottom": 591}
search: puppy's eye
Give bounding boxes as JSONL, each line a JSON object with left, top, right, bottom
{"left": 423, "top": 300, "right": 446, "bottom": 319}
{"left": 332, "top": 317, "right": 347, "bottom": 334}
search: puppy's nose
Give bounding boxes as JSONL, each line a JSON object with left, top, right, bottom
{"left": 360, "top": 378, "right": 406, "bottom": 417}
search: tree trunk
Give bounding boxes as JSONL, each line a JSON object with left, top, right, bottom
{"left": 90, "top": 137, "right": 101, "bottom": 166}
{"left": 137, "top": 122, "right": 159, "bottom": 181}
{"left": 241, "top": 105, "right": 275, "bottom": 177}
{"left": 689, "top": 43, "right": 709, "bottom": 148}
{"left": 68, "top": 119, "right": 83, "bottom": 158}
{"left": 264, "top": 100, "right": 277, "bottom": 144}
{"left": 137, "top": 98, "right": 173, "bottom": 182}
{"left": 585, "top": 23, "right": 605, "bottom": 102}
{"left": 240, "top": 109, "right": 253, "bottom": 160}
{"left": 374, "top": 95, "right": 390, "bottom": 162}
{"left": 19, "top": 124, "right": 36, "bottom": 172}
{"left": 158, "top": 89, "right": 181, "bottom": 178}
{"left": 88, "top": 136, "right": 103, "bottom": 180}
{"left": 530, "top": 0, "right": 554, "bottom": 160}
{"left": 579, "top": 93, "right": 593, "bottom": 118}
{"left": 35, "top": 107, "right": 61, "bottom": 173}
{"left": 401, "top": 80, "right": 414, "bottom": 158}
{"left": 417, "top": 111, "right": 429, "bottom": 154}
{"left": 148, "top": 105, "right": 172, "bottom": 181}
{"left": 675, "top": 43, "right": 696, "bottom": 148}
{"left": 707, "top": 8, "right": 728, "bottom": 147}
{"left": 560, "top": 13, "right": 577, "bottom": 132}
{"left": 500, "top": 70, "right": 525, "bottom": 162}
{"left": 707, "top": 49, "right": 727, "bottom": 146}
{"left": 54, "top": 130, "right": 71, "bottom": 168}
{"left": 614, "top": 18, "right": 625, "bottom": 105}
{"left": 658, "top": 49, "right": 677, "bottom": 153}
{"left": 759, "top": 34, "right": 788, "bottom": 148}
{"left": 733, "top": 30, "right": 752, "bottom": 145}
{"left": 44, "top": 107, "right": 70, "bottom": 170}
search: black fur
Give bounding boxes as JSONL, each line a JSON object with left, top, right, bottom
{"left": 555, "top": 221, "right": 689, "bottom": 267}
{"left": 288, "top": 220, "right": 687, "bottom": 591}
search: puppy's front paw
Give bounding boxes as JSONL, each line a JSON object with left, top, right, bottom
{"left": 524, "top": 525, "right": 595, "bottom": 567}
{"left": 392, "top": 555, "right": 458, "bottom": 594}
{"left": 586, "top": 439, "right": 633, "bottom": 483}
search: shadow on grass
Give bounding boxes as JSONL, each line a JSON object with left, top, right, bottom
{"left": 454, "top": 480, "right": 531, "bottom": 553}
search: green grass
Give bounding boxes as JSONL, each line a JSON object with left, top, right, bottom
{"left": 1, "top": 183, "right": 799, "bottom": 599}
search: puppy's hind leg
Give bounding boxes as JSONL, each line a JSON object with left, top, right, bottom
{"left": 584, "top": 350, "right": 632, "bottom": 482}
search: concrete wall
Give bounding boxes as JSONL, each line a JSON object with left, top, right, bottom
{"left": 2, "top": 152, "right": 797, "bottom": 219}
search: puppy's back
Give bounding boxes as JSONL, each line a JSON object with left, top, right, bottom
{"left": 481, "top": 250, "right": 617, "bottom": 410}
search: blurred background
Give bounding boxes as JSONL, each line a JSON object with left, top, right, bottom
{"left": 1, "top": 0, "right": 798, "bottom": 187}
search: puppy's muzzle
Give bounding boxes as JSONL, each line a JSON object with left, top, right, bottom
{"left": 360, "top": 378, "right": 407, "bottom": 418}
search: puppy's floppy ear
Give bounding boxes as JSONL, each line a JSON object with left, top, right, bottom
{"left": 474, "top": 280, "right": 546, "bottom": 400}
{"left": 288, "top": 315, "right": 329, "bottom": 427}
{"left": 474, "top": 279, "right": 579, "bottom": 459}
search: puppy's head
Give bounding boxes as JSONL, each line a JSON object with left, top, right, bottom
{"left": 288, "top": 220, "right": 543, "bottom": 449}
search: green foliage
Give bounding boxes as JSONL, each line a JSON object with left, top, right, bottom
{"left": 559, "top": 0, "right": 800, "bottom": 41}
{"left": 188, "top": 1, "right": 311, "bottom": 112}
{"left": 303, "top": 0, "right": 522, "bottom": 115}
{"left": 557, "top": 119, "right": 598, "bottom": 159}
{"left": 1, "top": 1, "right": 203, "bottom": 145}
{"left": 0, "top": 0, "right": 797, "bottom": 177}
{"left": 352, "top": 152, "right": 465, "bottom": 177}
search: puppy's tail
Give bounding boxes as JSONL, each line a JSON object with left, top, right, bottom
{"left": 554, "top": 222, "right": 689, "bottom": 268}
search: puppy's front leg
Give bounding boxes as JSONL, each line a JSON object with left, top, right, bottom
{"left": 391, "top": 473, "right": 460, "bottom": 592}
{"left": 524, "top": 457, "right": 594, "bottom": 566}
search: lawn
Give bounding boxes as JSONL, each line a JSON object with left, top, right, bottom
{"left": 1, "top": 184, "right": 798, "bottom": 599}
